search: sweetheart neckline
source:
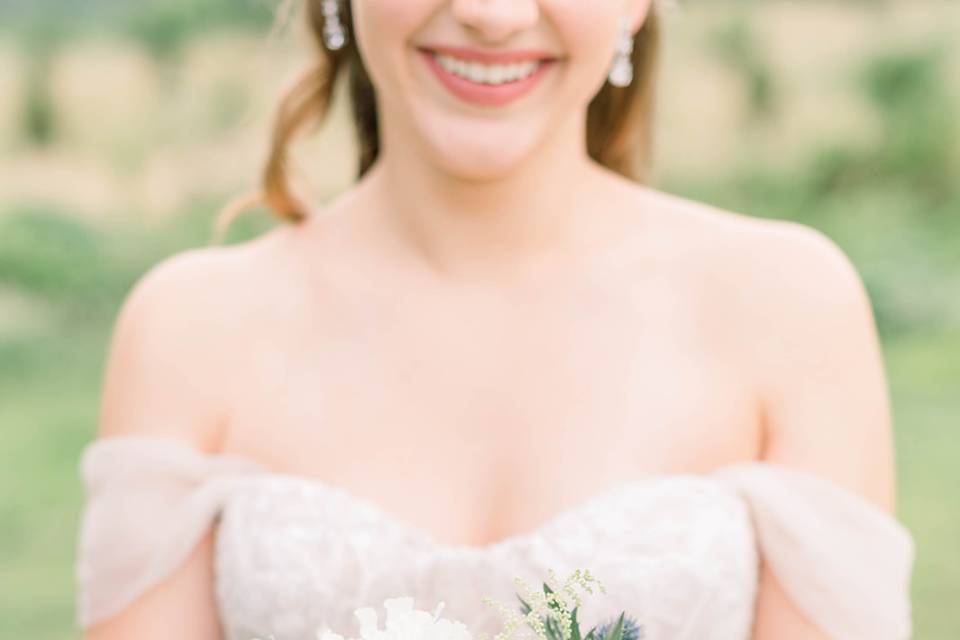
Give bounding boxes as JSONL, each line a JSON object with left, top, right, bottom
{"left": 245, "top": 465, "right": 750, "bottom": 554}
{"left": 82, "top": 433, "right": 915, "bottom": 559}
{"left": 83, "top": 433, "right": 771, "bottom": 554}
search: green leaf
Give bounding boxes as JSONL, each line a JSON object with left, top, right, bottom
{"left": 543, "top": 582, "right": 563, "bottom": 614}
{"left": 546, "top": 614, "right": 563, "bottom": 640}
{"left": 518, "top": 594, "right": 533, "bottom": 616}
{"left": 603, "top": 612, "right": 626, "bottom": 640}
{"left": 570, "top": 607, "right": 582, "bottom": 640}
{"left": 518, "top": 592, "right": 559, "bottom": 640}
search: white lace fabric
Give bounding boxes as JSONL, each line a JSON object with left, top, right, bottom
{"left": 75, "top": 435, "right": 914, "bottom": 640}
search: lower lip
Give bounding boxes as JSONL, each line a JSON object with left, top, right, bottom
{"left": 419, "top": 50, "right": 554, "bottom": 107}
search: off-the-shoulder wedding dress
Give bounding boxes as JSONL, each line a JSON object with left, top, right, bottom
{"left": 75, "top": 435, "right": 914, "bottom": 640}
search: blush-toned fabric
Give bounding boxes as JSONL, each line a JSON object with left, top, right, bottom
{"left": 75, "top": 435, "right": 914, "bottom": 640}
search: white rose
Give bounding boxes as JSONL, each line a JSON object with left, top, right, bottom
{"left": 316, "top": 597, "right": 474, "bottom": 640}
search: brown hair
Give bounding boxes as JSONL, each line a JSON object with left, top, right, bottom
{"left": 213, "top": 1, "right": 661, "bottom": 241}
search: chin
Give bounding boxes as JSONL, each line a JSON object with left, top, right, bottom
{"left": 419, "top": 119, "right": 546, "bottom": 181}
{"left": 437, "top": 147, "right": 530, "bottom": 181}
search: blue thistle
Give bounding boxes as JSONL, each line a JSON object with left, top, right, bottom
{"left": 591, "top": 614, "right": 644, "bottom": 640}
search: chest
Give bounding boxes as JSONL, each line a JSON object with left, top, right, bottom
{"left": 223, "top": 267, "right": 761, "bottom": 545}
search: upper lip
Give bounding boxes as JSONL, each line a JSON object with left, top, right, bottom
{"left": 419, "top": 45, "right": 559, "bottom": 64}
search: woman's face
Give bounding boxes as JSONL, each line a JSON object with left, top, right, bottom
{"left": 350, "top": 0, "right": 650, "bottom": 180}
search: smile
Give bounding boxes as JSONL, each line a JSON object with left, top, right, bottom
{"left": 418, "top": 46, "right": 558, "bottom": 107}
{"left": 434, "top": 54, "right": 541, "bottom": 85}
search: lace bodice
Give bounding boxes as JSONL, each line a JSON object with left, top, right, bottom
{"left": 75, "top": 435, "right": 915, "bottom": 639}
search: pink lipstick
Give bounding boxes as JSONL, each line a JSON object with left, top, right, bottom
{"left": 418, "top": 46, "right": 558, "bottom": 108}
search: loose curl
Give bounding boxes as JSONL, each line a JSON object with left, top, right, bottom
{"left": 213, "top": 1, "right": 661, "bottom": 241}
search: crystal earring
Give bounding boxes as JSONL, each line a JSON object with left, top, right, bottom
{"left": 608, "top": 17, "right": 634, "bottom": 88}
{"left": 321, "top": 0, "right": 348, "bottom": 51}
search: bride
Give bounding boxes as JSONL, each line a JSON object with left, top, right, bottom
{"left": 76, "top": 0, "right": 914, "bottom": 638}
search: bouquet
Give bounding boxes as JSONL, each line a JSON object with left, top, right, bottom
{"left": 307, "top": 568, "right": 643, "bottom": 640}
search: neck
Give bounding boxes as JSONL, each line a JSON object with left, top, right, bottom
{"left": 363, "top": 110, "right": 610, "bottom": 284}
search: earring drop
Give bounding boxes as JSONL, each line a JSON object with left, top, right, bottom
{"left": 322, "top": 0, "right": 348, "bottom": 51}
{"left": 608, "top": 17, "right": 634, "bottom": 88}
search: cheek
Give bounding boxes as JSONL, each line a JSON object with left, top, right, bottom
{"left": 544, "top": 0, "right": 621, "bottom": 86}
{"left": 352, "top": 0, "right": 428, "bottom": 33}
{"left": 351, "top": 0, "right": 435, "bottom": 83}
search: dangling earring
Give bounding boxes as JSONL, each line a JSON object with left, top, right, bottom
{"left": 322, "top": 0, "right": 348, "bottom": 51}
{"left": 607, "top": 17, "right": 634, "bottom": 88}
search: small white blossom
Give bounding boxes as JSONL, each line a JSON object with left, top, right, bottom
{"left": 478, "top": 569, "right": 607, "bottom": 640}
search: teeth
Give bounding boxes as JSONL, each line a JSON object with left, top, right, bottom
{"left": 434, "top": 53, "right": 540, "bottom": 85}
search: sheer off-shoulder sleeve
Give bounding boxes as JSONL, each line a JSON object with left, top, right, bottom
{"left": 75, "top": 435, "right": 267, "bottom": 629}
{"left": 713, "top": 463, "right": 915, "bottom": 640}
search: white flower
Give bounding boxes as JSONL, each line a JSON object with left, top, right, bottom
{"left": 316, "top": 597, "right": 474, "bottom": 640}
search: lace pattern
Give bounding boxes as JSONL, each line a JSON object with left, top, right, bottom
{"left": 214, "top": 474, "right": 757, "bottom": 640}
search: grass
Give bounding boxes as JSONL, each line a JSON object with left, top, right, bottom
{"left": 0, "top": 328, "right": 104, "bottom": 639}
{"left": 887, "top": 329, "right": 960, "bottom": 638}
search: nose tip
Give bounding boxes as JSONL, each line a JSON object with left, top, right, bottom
{"left": 451, "top": 0, "right": 540, "bottom": 43}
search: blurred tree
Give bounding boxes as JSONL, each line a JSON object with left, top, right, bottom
{"left": 22, "top": 56, "right": 55, "bottom": 146}
{"left": 16, "top": 19, "right": 68, "bottom": 146}
{"left": 0, "top": 0, "right": 274, "bottom": 57}
{"left": 859, "top": 42, "right": 958, "bottom": 205}
{"left": 125, "top": 0, "right": 273, "bottom": 60}
{"left": 706, "top": 16, "right": 778, "bottom": 124}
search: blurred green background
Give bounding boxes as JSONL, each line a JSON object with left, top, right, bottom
{"left": 1, "top": 0, "right": 957, "bottom": 637}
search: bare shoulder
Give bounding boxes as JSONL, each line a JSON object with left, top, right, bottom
{"left": 659, "top": 187, "right": 882, "bottom": 378}
{"left": 97, "top": 229, "right": 289, "bottom": 451}
{"left": 111, "top": 231, "right": 280, "bottom": 345}
{"left": 653, "top": 190, "right": 892, "bottom": 504}
{"left": 705, "top": 201, "right": 876, "bottom": 356}
{"left": 644, "top": 188, "right": 871, "bottom": 319}
{"left": 87, "top": 235, "right": 289, "bottom": 637}
{"left": 604, "top": 181, "right": 872, "bottom": 329}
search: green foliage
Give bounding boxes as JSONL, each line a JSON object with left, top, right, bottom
{"left": 12, "top": 16, "right": 70, "bottom": 147}
{"left": 122, "top": 0, "right": 273, "bottom": 60}
{"left": 706, "top": 17, "right": 778, "bottom": 122}
{"left": 0, "top": 0, "right": 274, "bottom": 57}
{"left": 516, "top": 581, "right": 641, "bottom": 640}
{"left": 518, "top": 584, "right": 579, "bottom": 640}
{"left": 595, "top": 613, "right": 626, "bottom": 640}
{"left": 0, "top": 208, "right": 115, "bottom": 301}
{"left": 855, "top": 43, "right": 958, "bottom": 202}
{"left": 210, "top": 80, "right": 253, "bottom": 132}
{"left": 0, "top": 201, "right": 272, "bottom": 325}
{"left": 0, "top": 4, "right": 70, "bottom": 47}
{"left": 21, "top": 56, "right": 56, "bottom": 146}
{"left": 861, "top": 43, "right": 946, "bottom": 112}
